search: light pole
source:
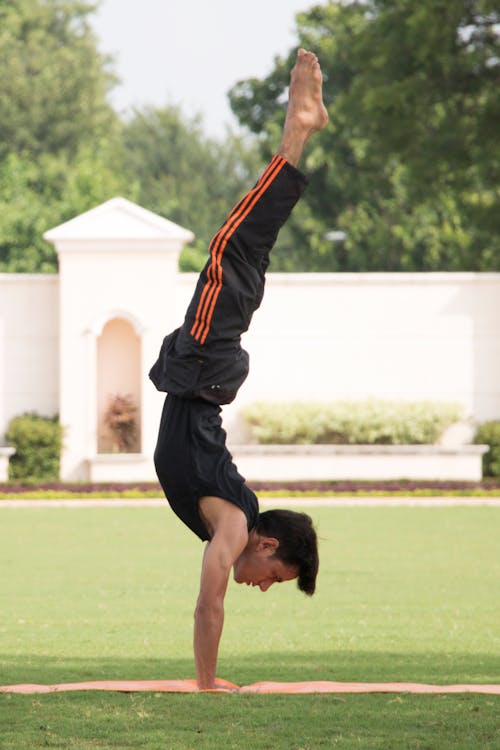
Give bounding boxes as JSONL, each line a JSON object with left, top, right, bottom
{"left": 325, "top": 230, "right": 348, "bottom": 269}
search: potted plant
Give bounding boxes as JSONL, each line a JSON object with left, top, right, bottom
{"left": 103, "top": 394, "right": 138, "bottom": 453}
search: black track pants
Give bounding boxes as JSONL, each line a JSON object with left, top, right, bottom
{"left": 149, "top": 155, "right": 308, "bottom": 404}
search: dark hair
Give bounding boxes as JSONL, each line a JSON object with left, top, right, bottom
{"left": 255, "top": 509, "right": 319, "bottom": 596}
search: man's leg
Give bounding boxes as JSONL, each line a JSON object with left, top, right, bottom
{"left": 184, "top": 50, "right": 328, "bottom": 350}
{"left": 182, "top": 156, "right": 306, "bottom": 351}
{"left": 150, "top": 49, "right": 328, "bottom": 403}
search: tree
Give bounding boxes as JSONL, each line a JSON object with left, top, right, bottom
{"left": 229, "top": 1, "right": 500, "bottom": 271}
{"left": 0, "top": 0, "right": 118, "bottom": 159}
{"left": 120, "top": 105, "right": 263, "bottom": 271}
{"left": 0, "top": 1, "right": 263, "bottom": 273}
{"left": 0, "top": 0, "right": 128, "bottom": 272}
{"left": 0, "top": 145, "right": 133, "bottom": 272}
{"left": 344, "top": 0, "right": 500, "bottom": 270}
{"left": 348, "top": 0, "right": 499, "bottom": 195}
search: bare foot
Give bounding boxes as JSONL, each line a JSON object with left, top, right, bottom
{"left": 278, "top": 49, "right": 329, "bottom": 167}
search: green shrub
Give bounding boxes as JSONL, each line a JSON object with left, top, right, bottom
{"left": 241, "top": 400, "right": 463, "bottom": 445}
{"left": 6, "top": 412, "right": 63, "bottom": 481}
{"left": 474, "top": 421, "right": 500, "bottom": 477}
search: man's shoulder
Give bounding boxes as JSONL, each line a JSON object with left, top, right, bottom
{"left": 199, "top": 495, "right": 249, "bottom": 539}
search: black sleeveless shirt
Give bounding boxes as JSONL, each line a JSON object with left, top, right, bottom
{"left": 153, "top": 394, "right": 259, "bottom": 541}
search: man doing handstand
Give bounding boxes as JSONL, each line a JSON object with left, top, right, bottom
{"left": 150, "top": 49, "right": 329, "bottom": 690}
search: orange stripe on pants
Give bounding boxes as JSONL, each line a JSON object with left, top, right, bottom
{"left": 190, "top": 155, "right": 286, "bottom": 344}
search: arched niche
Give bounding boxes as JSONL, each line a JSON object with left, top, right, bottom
{"left": 96, "top": 317, "right": 141, "bottom": 454}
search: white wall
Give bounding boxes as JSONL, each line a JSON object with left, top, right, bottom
{"left": 1, "top": 269, "right": 500, "bottom": 479}
{"left": 56, "top": 245, "right": 178, "bottom": 480}
{"left": 177, "top": 272, "right": 500, "bottom": 440}
{"left": 0, "top": 274, "right": 59, "bottom": 438}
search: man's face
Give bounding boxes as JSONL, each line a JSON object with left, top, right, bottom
{"left": 233, "top": 539, "right": 298, "bottom": 592}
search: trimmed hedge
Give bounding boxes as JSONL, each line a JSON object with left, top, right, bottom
{"left": 241, "top": 400, "right": 463, "bottom": 445}
{"left": 6, "top": 412, "right": 63, "bottom": 481}
{"left": 474, "top": 421, "right": 500, "bottom": 477}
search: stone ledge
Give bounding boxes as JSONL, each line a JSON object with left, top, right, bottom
{"left": 232, "top": 444, "right": 488, "bottom": 456}
{"left": 85, "top": 445, "right": 489, "bottom": 483}
{"left": 230, "top": 444, "right": 489, "bottom": 483}
{"left": 91, "top": 453, "right": 149, "bottom": 463}
{"left": 87, "top": 453, "right": 155, "bottom": 482}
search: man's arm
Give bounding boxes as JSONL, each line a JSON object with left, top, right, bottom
{"left": 194, "top": 498, "right": 249, "bottom": 689}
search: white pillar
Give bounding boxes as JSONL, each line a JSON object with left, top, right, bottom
{"left": 44, "top": 198, "right": 194, "bottom": 481}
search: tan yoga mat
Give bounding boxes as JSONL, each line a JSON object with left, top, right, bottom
{"left": 1, "top": 679, "right": 499, "bottom": 695}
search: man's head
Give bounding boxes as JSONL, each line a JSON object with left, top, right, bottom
{"left": 233, "top": 509, "right": 319, "bottom": 595}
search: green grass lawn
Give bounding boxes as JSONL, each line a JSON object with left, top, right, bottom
{"left": 0, "top": 505, "right": 499, "bottom": 749}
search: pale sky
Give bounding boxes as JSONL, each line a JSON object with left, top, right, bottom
{"left": 90, "top": 0, "right": 326, "bottom": 138}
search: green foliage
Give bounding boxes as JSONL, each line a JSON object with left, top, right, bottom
{"left": 2, "top": 0, "right": 498, "bottom": 276}
{"left": 6, "top": 412, "right": 63, "bottom": 481}
{"left": 0, "top": 1, "right": 266, "bottom": 276}
{"left": 0, "top": 0, "right": 117, "bottom": 159}
{"left": 0, "top": 0, "right": 132, "bottom": 273}
{"left": 241, "top": 400, "right": 463, "bottom": 445}
{"left": 120, "top": 106, "right": 263, "bottom": 271}
{"left": 0, "top": 146, "right": 135, "bottom": 272}
{"left": 474, "top": 420, "right": 500, "bottom": 477}
{"left": 229, "top": 1, "right": 500, "bottom": 271}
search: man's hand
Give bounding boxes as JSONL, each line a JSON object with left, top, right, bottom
{"left": 198, "top": 678, "right": 239, "bottom": 693}
{"left": 194, "top": 497, "right": 249, "bottom": 690}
